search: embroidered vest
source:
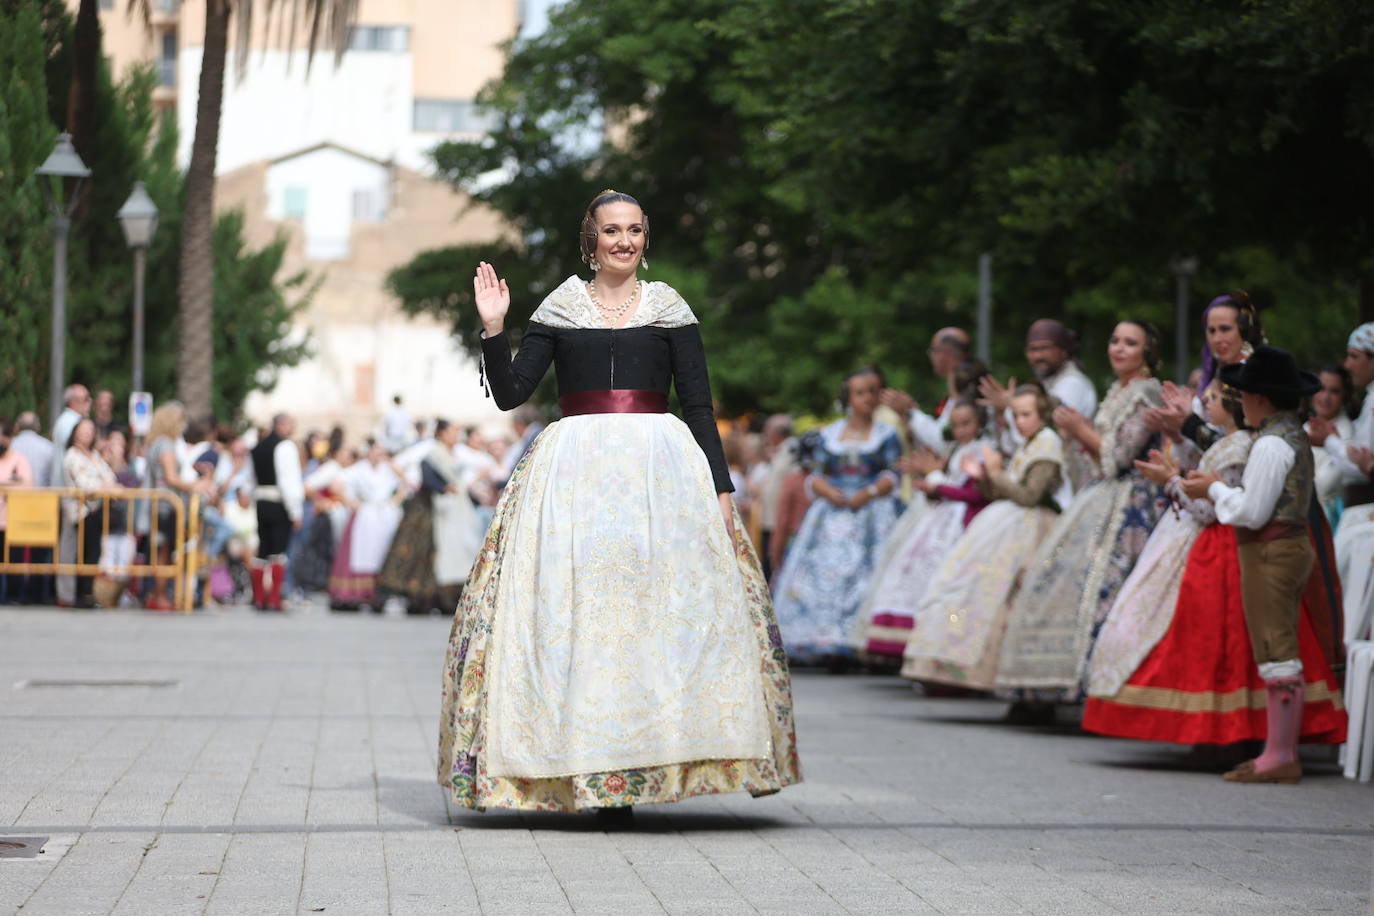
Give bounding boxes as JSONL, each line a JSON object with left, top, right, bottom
{"left": 1257, "top": 411, "right": 1313, "bottom": 528}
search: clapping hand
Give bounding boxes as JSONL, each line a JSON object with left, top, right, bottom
{"left": 1161, "top": 381, "right": 1194, "bottom": 413}
{"left": 880, "top": 388, "right": 917, "bottom": 416}
{"left": 1307, "top": 416, "right": 1336, "bottom": 447}
{"left": 1351, "top": 445, "right": 1374, "bottom": 478}
{"left": 473, "top": 261, "right": 510, "bottom": 335}
{"left": 960, "top": 453, "right": 985, "bottom": 481}
{"left": 899, "top": 448, "right": 943, "bottom": 477}
{"left": 977, "top": 375, "right": 1016, "bottom": 414}
{"left": 980, "top": 444, "right": 1004, "bottom": 475}
{"left": 1179, "top": 470, "right": 1219, "bottom": 500}
{"left": 1134, "top": 448, "right": 1179, "bottom": 487}
{"left": 1053, "top": 405, "right": 1087, "bottom": 439}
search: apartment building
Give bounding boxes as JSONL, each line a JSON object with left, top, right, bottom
{"left": 85, "top": 0, "right": 552, "bottom": 438}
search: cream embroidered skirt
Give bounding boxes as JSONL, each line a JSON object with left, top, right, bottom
{"left": 437, "top": 413, "right": 800, "bottom": 810}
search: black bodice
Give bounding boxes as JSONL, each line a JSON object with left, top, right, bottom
{"left": 481, "top": 321, "right": 733, "bottom": 493}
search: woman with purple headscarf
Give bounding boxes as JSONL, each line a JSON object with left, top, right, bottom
{"left": 1145, "top": 291, "right": 1265, "bottom": 453}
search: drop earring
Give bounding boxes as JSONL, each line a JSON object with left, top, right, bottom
{"left": 639, "top": 255, "right": 649, "bottom": 271}
{"left": 589, "top": 258, "right": 600, "bottom": 272}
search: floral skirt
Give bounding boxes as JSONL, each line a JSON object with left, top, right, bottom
{"left": 327, "top": 515, "right": 375, "bottom": 604}
{"left": 437, "top": 414, "right": 800, "bottom": 811}
{"left": 1082, "top": 525, "right": 1347, "bottom": 745}
{"left": 902, "top": 501, "right": 1058, "bottom": 690}
{"left": 855, "top": 500, "right": 967, "bottom": 658}
{"left": 377, "top": 492, "right": 437, "bottom": 598}
{"left": 996, "top": 474, "right": 1162, "bottom": 702}
{"left": 772, "top": 493, "right": 904, "bottom": 663}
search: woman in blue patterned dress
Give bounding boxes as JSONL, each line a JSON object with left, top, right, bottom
{"left": 772, "top": 367, "right": 904, "bottom": 664}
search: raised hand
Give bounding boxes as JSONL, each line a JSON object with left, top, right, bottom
{"left": 960, "top": 453, "right": 985, "bottom": 480}
{"left": 880, "top": 388, "right": 917, "bottom": 416}
{"left": 473, "top": 261, "right": 511, "bottom": 335}
{"left": 1180, "top": 469, "right": 1218, "bottom": 501}
{"left": 980, "top": 444, "right": 1004, "bottom": 475}
{"left": 1161, "top": 381, "right": 1194, "bottom": 413}
{"left": 977, "top": 375, "right": 1016, "bottom": 413}
{"left": 1134, "top": 447, "right": 1177, "bottom": 486}
{"left": 1307, "top": 416, "right": 1335, "bottom": 447}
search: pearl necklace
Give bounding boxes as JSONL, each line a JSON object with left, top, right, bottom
{"left": 588, "top": 279, "right": 642, "bottom": 323}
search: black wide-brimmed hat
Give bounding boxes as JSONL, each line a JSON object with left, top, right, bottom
{"left": 1219, "top": 346, "right": 1320, "bottom": 400}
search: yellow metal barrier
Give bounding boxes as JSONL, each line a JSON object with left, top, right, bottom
{"left": 0, "top": 486, "right": 203, "bottom": 612}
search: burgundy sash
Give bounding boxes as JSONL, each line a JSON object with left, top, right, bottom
{"left": 558, "top": 389, "right": 669, "bottom": 417}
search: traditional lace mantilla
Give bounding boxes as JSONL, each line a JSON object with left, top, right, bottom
{"left": 530, "top": 276, "right": 699, "bottom": 330}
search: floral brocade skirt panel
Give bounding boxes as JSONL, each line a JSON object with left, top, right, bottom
{"left": 901, "top": 501, "right": 1059, "bottom": 690}
{"left": 995, "top": 474, "right": 1162, "bottom": 702}
{"left": 437, "top": 414, "right": 800, "bottom": 812}
{"left": 772, "top": 494, "right": 904, "bottom": 664}
{"left": 377, "top": 492, "right": 438, "bottom": 599}
{"left": 854, "top": 500, "right": 968, "bottom": 659}
{"left": 1082, "top": 525, "right": 1347, "bottom": 746}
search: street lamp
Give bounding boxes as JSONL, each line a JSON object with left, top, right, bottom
{"left": 35, "top": 133, "right": 91, "bottom": 432}
{"left": 1170, "top": 256, "right": 1199, "bottom": 383}
{"left": 117, "top": 181, "right": 159, "bottom": 394}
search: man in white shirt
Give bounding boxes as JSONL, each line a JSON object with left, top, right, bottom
{"left": 1181, "top": 347, "right": 1320, "bottom": 785}
{"left": 50, "top": 384, "right": 91, "bottom": 605}
{"left": 249, "top": 413, "right": 305, "bottom": 611}
{"left": 879, "top": 327, "right": 971, "bottom": 455}
{"left": 980, "top": 318, "right": 1099, "bottom": 440}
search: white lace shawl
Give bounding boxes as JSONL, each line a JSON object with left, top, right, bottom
{"left": 529, "top": 276, "right": 698, "bottom": 330}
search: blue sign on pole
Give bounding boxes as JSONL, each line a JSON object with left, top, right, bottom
{"left": 129, "top": 391, "right": 153, "bottom": 437}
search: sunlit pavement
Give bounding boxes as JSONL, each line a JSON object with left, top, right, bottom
{"left": 1, "top": 605, "right": 1370, "bottom": 915}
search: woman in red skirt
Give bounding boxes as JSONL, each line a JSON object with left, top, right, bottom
{"left": 1083, "top": 379, "right": 1346, "bottom": 749}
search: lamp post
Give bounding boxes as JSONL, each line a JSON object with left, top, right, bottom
{"left": 117, "top": 181, "right": 160, "bottom": 394}
{"left": 1170, "top": 256, "right": 1199, "bottom": 383}
{"left": 35, "top": 133, "right": 91, "bottom": 432}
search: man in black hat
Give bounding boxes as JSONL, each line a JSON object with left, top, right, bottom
{"left": 1181, "top": 346, "right": 1324, "bottom": 784}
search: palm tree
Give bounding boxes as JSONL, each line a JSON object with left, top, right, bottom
{"left": 123, "top": 0, "right": 359, "bottom": 417}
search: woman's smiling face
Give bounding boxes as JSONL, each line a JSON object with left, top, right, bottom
{"left": 592, "top": 201, "right": 646, "bottom": 275}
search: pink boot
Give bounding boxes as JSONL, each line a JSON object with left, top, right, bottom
{"left": 1224, "top": 678, "right": 1303, "bottom": 784}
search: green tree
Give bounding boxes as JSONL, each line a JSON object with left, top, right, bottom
{"left": 160, "top": 0, "right": 358, "bottom": 418}
{"left": 1, "top": 0, "right": 316, "bottom": 424}
{"left": 394, "top": 0, "right": 1371, "bottom": 410}
{"left": 0, "top": 2, "right": 56, "bottom": 420}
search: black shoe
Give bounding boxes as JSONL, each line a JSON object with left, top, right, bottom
{"left": 1003, "top": 701, "right": 1057, "bottom": 725}
{"left": 595, "top": 806, "right": 635, "bottom": 830}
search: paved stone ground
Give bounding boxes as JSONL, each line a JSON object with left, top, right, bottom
{"left": 0, "top": 605, "right": 1370, "bottom": 915}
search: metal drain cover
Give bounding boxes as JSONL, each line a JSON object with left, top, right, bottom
{"left": 15, "top": 679, "right": 179, "bottom": 689}
{"left": 0, "top": 838, "right": 48, "bottom": 859}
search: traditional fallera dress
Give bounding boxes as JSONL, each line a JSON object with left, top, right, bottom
{"left": 379, "top": 444, "right": 482, "bottom": 610}
{"left": 854, "top": 437, "right": 990, "bottom": 659}
{"left": 1084, "top": 427, "right": 1347, "bottom": 745}
{"left": 1086, "top": 430, "right": 1255, "bottom": 700}
{"left": 328, "top": 460, "right": 402, "bottom": 607}
{"left": 901, "top": 426, "right": 1065, "bottom": 689}
{"left": 995, "top": 377, "right": 1165, "bottom": 701}
{"left": 437, "top": 277, "right": 799, "bottom": 811}
{"left": 771, "top": 419, "right": 904, "bottom": 663}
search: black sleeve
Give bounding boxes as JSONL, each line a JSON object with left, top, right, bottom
{"left": 480, "top": 322, "right": 556, "bottom": 410}
{"left": 419, "top": 460, "right": 448, "bottom": 493}
{"left": 668, "top": 324, "right": 733, "bottom": 493}
{"left": 1181, "top": 413, "right": 1220, "bottom": 451}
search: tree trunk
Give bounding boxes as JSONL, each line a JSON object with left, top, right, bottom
{"left": 177, "top": 0, "right": 230, "bottom": 417}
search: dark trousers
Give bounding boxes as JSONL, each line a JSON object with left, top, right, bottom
{"left": 6, "top": 543, "right": 53, "bottom": 605}
{"left": 75, "top": 508, "right": 106, "bottom": 603}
